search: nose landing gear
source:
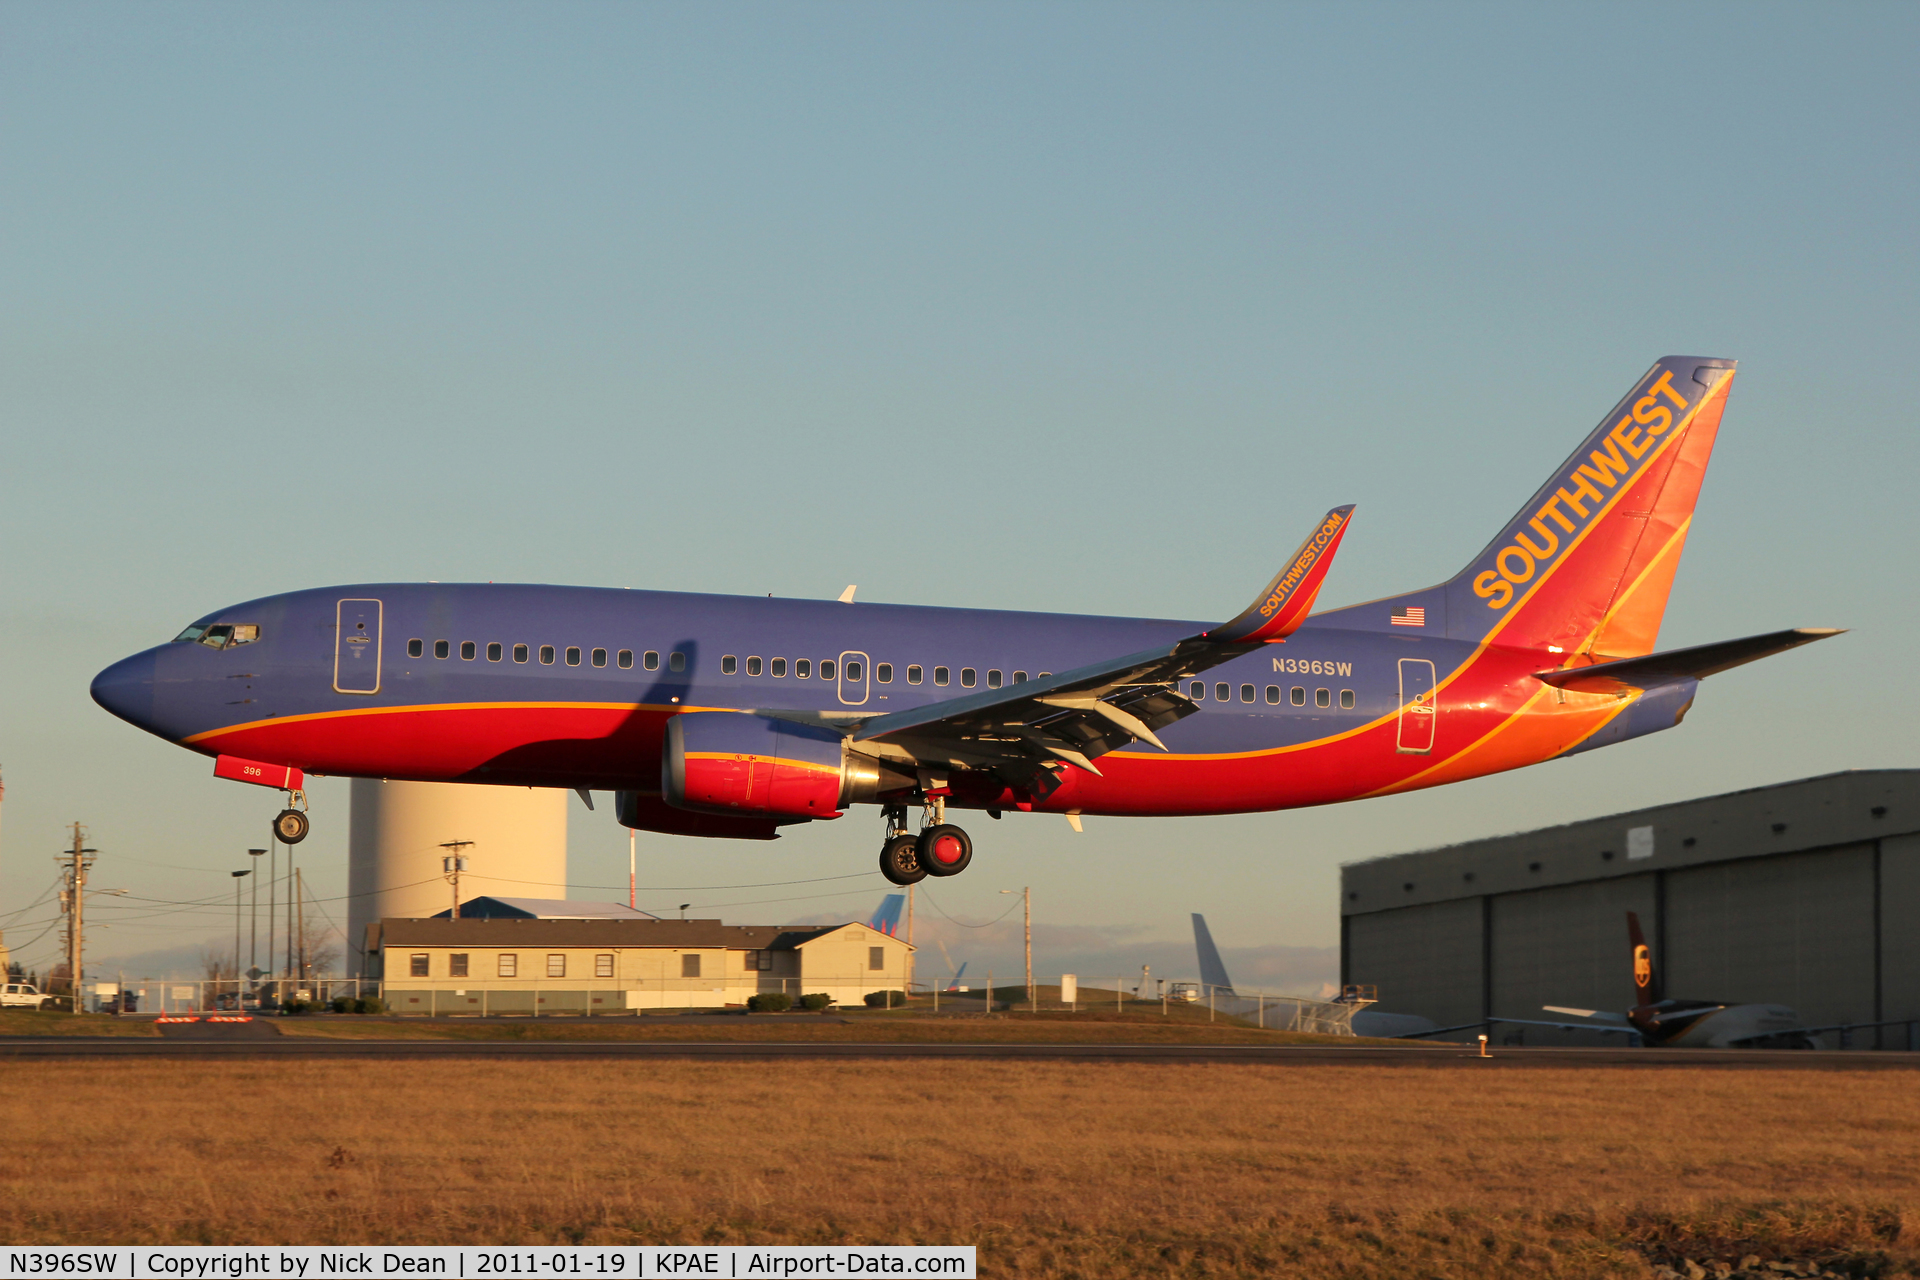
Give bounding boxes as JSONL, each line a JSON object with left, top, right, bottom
{"left": 274, "top": 790, "right": 310, "bottom": 845}
{"left": 876, "top": 798, "right": 973, "bottom": 886}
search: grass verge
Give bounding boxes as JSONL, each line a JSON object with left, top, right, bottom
{"left": 0, "top": 1008, "right": 159, "bottom": 1036}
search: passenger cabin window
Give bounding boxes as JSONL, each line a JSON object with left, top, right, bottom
{"left": 498, "top": 953, "right": 518, "bottom": 978}
{"left": 449, "top": 954, "right": 469, "bottom": 978}
{"left": 1266, "top": 685, "right": 1280, "bottom": 704}
{"left": 682, "top": 954, "right": 701, "bottom": 978}
{"left": 643, "top": 651, "right": 659, "bottom": 671}
{"left": 595, "top": 954, "right": 614, "bottom": 978}
{"left": 566, "top": 647, "right": 581, "bottom": 666}
{"left": 906, "top": 665, "right": 922, "bottom": 684}
{"left": 408, "top": 639, "right": 424, "bottom": 658}
{"left": 1013, "top": 671, "right": 1028, "bottom": 683}
{"left": 617, "top": 650, "right": 633, "bottom": 669}
{"left": 461, "top": 641, "right": 477, "bottom": 660}
{"left": 987, "top": 669, "right": 1003, "bottom": 688}
{"left": 1291, "top": 686, "right": 1306, "bottom": 706}
{"left": 747, "top": 656, "right": 763, "bottom": 676}
{"left": 409, "top": 954, "right": 429, "bottom": 978}
{"left": 1241, "top": 684, "right": 1255, "bottom": 703}
{"left": 844, "top": 661, "right": 861, "bottom": 681}
{"left": 1316, "top": 688, "right": 1331, "bottom": 708}
{"left": 540, "top": 646, "right": 555, "bottom": 665}
{"left": 487, "top": 643, "right": 503, "bottom": 662}
{"left": 514, "top": 644, "right": 529, "bottom": 663}
{"left": 721, "top": 655, "right": 738, "bottom": 675}
{"left": 1216, "top": 683, "right": 1230, "bottom": 702}
{"left": 820, "top": 659, "right": 836, "bottom": 681}
{"left": 933, "top": 666, "right": 950, "bottom": 686}
{"left": 1191, "top": 681, "right": 1206, "bottom": 700}
{"left": 1340, "top": 689, "right": 1356, "bottom": 709}
{"left": 772, "top": 658, "right": 787, "bottom": 677}
{"left": 435, "top": 641, "right": 451, "bottom": 659}
{"left": 796, "top": 659, "right": 811, "bottom": 679}
{"left": 876, "top": 663, "right": 892, "bottom": 683}
{"left": 592, "top": 648, "right": 607, "bottom": 668}
{"left": 669, "top": 652, "right": 686, "bottom": 672}
{"left": 960, "top": 668, "right": 977, "bottom": 688}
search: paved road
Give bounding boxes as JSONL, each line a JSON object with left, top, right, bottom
{"left": 3, "top": 1031, "right": 1917, "bottom": 1067}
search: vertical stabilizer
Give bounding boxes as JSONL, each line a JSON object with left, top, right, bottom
{"left": 1627, "top": 910, "right": 1661, "bottom": 1007}
{"left": 1191, "top": 913, "right": 1236, "bottom": 995}
{"left": 868, "top": 894, "right": 905, "bottom": 937}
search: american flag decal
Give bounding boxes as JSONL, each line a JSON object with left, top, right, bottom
{"left": 1391, "top": 606, "right": 1426, "bottom": 627}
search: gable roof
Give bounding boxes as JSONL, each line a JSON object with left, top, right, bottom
{"left": 376, "top": 917, "right": 911, "bottom": 951}
{"left": 432, "top": 897, "right": 657, "bottom": 920}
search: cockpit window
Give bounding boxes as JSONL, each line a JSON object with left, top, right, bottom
{"left": 175, "top": 623, "right": 260, "bottom": 650}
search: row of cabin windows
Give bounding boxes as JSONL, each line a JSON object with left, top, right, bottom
{"left": 408, "top": 639, "right": 686, "bottom": 672}
{"left": 410, "top": 952, "right": 691, "bottom": 979}
{"left": 719, "top": 659, "right": 1050, "bottom": 688}
{"left": 1191, "top": 681, "right": 1357, "bottom": 710}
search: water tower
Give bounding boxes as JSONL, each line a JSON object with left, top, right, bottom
{"left": 346, "top": 780, "right": 568, "bottom": 973}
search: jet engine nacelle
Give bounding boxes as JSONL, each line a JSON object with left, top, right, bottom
{"left": 663, "top": 711, "right": 912, "bottom": 821}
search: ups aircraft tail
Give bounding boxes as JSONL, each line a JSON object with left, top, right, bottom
{"left": 1443, "top": 356, "right": 1737, "bottom": 658}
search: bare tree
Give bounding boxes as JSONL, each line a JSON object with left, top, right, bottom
{"left": 198, "top": 946, "right": 237, "bottom": 982}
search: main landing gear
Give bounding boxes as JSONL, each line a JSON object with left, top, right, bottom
{"left": 273, "top": 790, "right": 310, "bottom": 845}
{"left": 877, "top": 799, "right": 974, "bottom": 886}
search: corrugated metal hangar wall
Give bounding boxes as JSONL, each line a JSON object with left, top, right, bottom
{"left": 1341, "top": 771, "right": 1920, "bottom": 1044}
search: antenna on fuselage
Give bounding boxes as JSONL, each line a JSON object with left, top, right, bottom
{"left": 837, "top": 585, "right": 858, "bottom": 603}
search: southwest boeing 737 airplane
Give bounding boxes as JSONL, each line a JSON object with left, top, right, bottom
{"left": 91, "top": 356, "right": 1840, "bottom": 885}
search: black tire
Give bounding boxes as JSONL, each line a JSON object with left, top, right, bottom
{"left": 917, "top": 824, "right": 972, "bottom": 877}
{"left": 879, "top": 834, "right": 926, "bottom": 885}
{"left": 274, "top": 809, "right": 310, "bottom": 844}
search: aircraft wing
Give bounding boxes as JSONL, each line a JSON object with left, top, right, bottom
{"left": 1542, "top": 1005, "right": 1631, "bottom": 1025}
{"left": 1535, "top": 628, "right": 1844, "bottom": 695}
{"left": 1492, "top": 1016, "right": 1639, "bottom": 1037}
{"left": 849, "top": 507, "right": 1355, "bottom": 787}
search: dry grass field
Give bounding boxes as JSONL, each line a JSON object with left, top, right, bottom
{"left": 0, "top": 1008, "right": 157, "bottom": 1036}
{"left": 1, "top": 1059, "right": 1915, "bottom": 1278}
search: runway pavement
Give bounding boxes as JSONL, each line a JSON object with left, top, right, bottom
{"left": 2, "top": 1028, "right": 1917, "bottom": 1067}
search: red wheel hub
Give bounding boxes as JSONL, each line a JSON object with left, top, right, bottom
{"left": 930, "top": 834, "right": 964, "bottom": 864}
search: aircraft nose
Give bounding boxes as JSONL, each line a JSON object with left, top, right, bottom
{"left": 91, "top": 651, "right": 158, "bottom": 728}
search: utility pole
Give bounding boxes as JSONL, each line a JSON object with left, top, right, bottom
{"left": 247, "top": 849, "right": 265, "bottom": 974}
{"left": 628, "top": 828, "right": 637, "bottom": 911}
{"left": 998, "top": 887, "right": 1031, "bottom": 1009}
{"left": 905, "top": 882, "right": 915, "bottom": 998}
{"left": 58, "top": 823, "right": 96, "bottom": 1015}
{"left": 296, "top": 867, "right": 307, "bottom": 986}
{"left": 232, "top": 870, "right": 251, "bottom": 1000}
{"left": 439, "top": 840, "right": 474, "bottom": 919}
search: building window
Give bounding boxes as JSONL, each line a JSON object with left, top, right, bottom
{"left": 547, "top": 954, "right": 566, "bottom": 978}
{"left": 594, "top": 954, "right": 614, "bottom": 979}
{"left": 407, "top": 639, "right": 424, "bottom": 658}
{"left": 747, "top": 656, "right": 763, "bottom": 676}
{"left": 540, "top": 646, "right": 556, "bottom": 665}
{"left": 960, "top": 668, "right": 977, "bottom": 687}
{"left": 1241, "top": 684, "right": 1255, "bottom": 703}
{"left": 1291, "top": 686, "right": 1306, "bottom": 706}
{"left": 409, "top": 954, "right": 430, "bottom": 978}
{"left": 820, "top": 659, "right": 836, "bottom": 681}
{"left": 643, "top": 650, "right": 659, "bottom": 671}
{"left": 1316, "top": 688, "right": 1331, "bottom": 708}
{"left": 869, "top": 947, "right": 885, "bottom": 972}
{"left": 934, "top": 666, "right": 950, "bottom": 686}
{"left": 1266, "top": 685, "right": 1281, "bottom": 704}
{"left": 987, "top": 669, "right": 1003, "bottom": 688}
{"left": 487, "top": 643, "right": 503, "bottom": 662}
{"left": 617, "top": 650, "right": 633, "bottom": 669}
{"left": 461, "top": 641, "right": 476, "bottom": 660}
{"left": 745, "top": 949, "right": 772, "bottom": 971}
{"left": 682, "top": 954, "right": 701, "bottom": 978}
{"left": 1216, "top": 683, "right": 1230, "bottom": 702}
{"left": 498, "top": 953, "right": 518, "bottom": 978}
{"left": 450, "top": 954, "right": 469, "bottom": 978}
{"left": 1340, "top": 689, "right": 1356, "bottom": 709}
{"left": 906, "top": 665, "right": 922, "bottom": 684}
{"left": 514, "top": 644, "right": 529, "bottom": 663}
{"left": 566, "top": 647, "right": 581, "bottom": 666}
{"left": 772, "top": 657, "right": 787, "bottom": 677}
{"left": 876, "top": 664, "right": 892, "bottom": 683}
{"left": 669, "top": 652, "right": 686, "bottom": 672}
{"left": 434, "top": 640, "right": 450, "bottom": 659}
{"left": 592, "top": 648, "right": 607, "bottom": 668}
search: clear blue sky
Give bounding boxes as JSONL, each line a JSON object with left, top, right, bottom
{"left": 3, "top": 2, "right": 1915, "bottom": 986}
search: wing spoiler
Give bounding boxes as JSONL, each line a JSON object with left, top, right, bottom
{"left": 1534, "top": 627, "right": 1844, "bottom": 695}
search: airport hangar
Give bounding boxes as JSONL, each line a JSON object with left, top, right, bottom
{"left": 1340, "top": 770, "right": 1920, "bottom": 1047}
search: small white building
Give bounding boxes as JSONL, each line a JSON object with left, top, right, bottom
{"left": 364, "top": 916, "right": 912, "bottom": 1014}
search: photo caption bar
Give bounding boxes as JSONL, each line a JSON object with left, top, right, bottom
{"left": 0, "top": 1248, "right": 975, "bottom": 1280}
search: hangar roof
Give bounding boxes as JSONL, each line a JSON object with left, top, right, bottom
{"left": 1341, "top": 769, "right": 1920, "bottom": 916}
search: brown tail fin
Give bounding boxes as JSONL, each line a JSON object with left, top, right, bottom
{"left": 1627, "top": 910, "right": 1660, "bottom": 1006}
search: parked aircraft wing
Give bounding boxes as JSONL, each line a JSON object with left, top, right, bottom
{"left": 1491, "top": 1015, "right": 1639, "bottom": 1037}
{"left": 1542, "top": 1005, "right": 1631, "bottom": 1025}
{"left": 851, "top": 507, "right": 1356, "bottom": 784}
{"left": 1534, "top": 627, "right": 1844, "bottom": 695}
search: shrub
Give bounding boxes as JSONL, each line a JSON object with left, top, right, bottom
{"left": 798, "top": 993, "right": 834, "bottom": 1012}
{"left": 863, "top": 990, "right": 909, "bottom": 1009}
{"left": 329, "top": 996, "right": 352, "bottom": 1014}
{"left": 279, "top": 999, "right": 314, "bottom": 1016}
{"left": 746, "top": 993, "right": 792, "bottom": 1013}
{"left": 352, "top": 997, "right": 386, "bottom": 1015}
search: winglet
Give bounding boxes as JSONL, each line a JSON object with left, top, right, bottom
{"left": 1207, "top": 505, "right": 1355, "bottom": 643}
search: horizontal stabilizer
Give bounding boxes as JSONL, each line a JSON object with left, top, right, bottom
{"left": 1535, "top": 628, "right": 1843, "bottom": 694}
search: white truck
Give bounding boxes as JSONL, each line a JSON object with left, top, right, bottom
{"left": 1, "top": 983, "right": 52, "bottom": 1009}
